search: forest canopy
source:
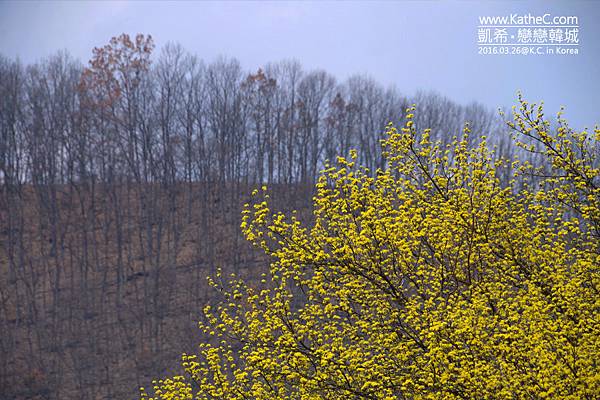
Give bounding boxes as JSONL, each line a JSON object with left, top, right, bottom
{"left": 143, "top": 96, "right": 600, "bottom": 399}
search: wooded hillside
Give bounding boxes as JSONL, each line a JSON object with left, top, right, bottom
{"left": 0, "top": 34, "right": 516, "bottom": 399}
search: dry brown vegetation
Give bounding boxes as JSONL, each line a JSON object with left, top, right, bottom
{"left": 0, "top": 182, "right": 313, "bottom": 399}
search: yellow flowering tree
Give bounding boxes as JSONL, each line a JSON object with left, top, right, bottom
{"left": 142, "top": 97, "right": 600, "bottom": 399}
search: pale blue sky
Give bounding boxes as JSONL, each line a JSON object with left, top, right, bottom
{"left": 1, "top": 0, "right": 599, "bottom": 129}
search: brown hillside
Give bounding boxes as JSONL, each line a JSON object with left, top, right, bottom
{"left": 0, "top": 182, "right": 314, "bottom": 400}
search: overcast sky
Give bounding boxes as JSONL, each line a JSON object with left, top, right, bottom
{"left": 1, "top": 0, "right": 599, "bottom": 129}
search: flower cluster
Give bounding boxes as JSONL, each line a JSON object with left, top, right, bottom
{"left": 142, "top": 97, "right": 599, "bottom": 399}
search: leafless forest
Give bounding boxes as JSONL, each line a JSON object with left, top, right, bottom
{"left": 0, "top": 34, "right": 516, "bottom": 399}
